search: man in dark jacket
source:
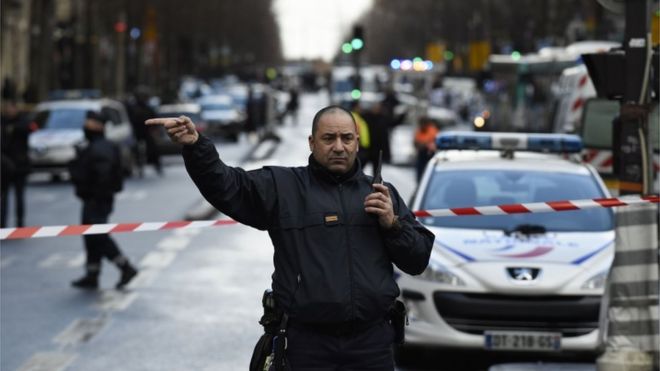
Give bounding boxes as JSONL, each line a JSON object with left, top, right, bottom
{"left": 146, "top": 106, "right": 434, "bottom": 370}
{"left": 1, "top": 101, "right": 32, "bottom": 228}
{"left": 69, "top": 111, "right": 137, "bottom": 290}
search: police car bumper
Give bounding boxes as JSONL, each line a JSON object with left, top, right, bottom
{"left": 398, "top": 276, "right": 602, "bottom": 352}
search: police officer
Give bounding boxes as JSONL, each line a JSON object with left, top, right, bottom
{"left": 69, "top": 111, "right": 138, "bottom": 290}
{"left": 146, "top": 106, "right": 434, "bottom": 370}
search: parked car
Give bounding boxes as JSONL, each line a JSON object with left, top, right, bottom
{"left": 154, "top": 103, "right": 206, "bottom": 155}
{"left": 396, "top": 132, "right": 614, "bottom": 363}
{"left": 29, "top": 98, "right": 137, "bottom": 179}
{"left": 197, "top": 94, "right": 246, "bottom": 141}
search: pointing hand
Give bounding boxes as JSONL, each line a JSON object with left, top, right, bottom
{"left": 145, "top": 116, "right": 199, "bottom": 145}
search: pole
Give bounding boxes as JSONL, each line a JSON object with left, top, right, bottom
{"left": 616, "top": 0, "right": 653, "bottom": 196}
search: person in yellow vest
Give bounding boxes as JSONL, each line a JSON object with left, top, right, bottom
{"left": 349, "top": 100, "right": 374, "bottom": 173}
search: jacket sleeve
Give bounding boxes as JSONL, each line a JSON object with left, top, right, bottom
{"left": 381, "top": 184, "right": 434, "bottom": 275}
{"left": 182, "top": 134, "right": 276, "bottom": 230}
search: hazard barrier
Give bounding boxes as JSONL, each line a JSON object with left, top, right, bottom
{"left": 1, "top": 195, "right": 658, "bottom": 241}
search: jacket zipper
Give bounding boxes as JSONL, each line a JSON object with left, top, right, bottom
{"left": 338, "top": 183, "right": 355, "bottom": 320}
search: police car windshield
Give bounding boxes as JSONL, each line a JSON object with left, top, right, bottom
{"left": 35, "top": 109, "right": 87, "bottom": 129}
{"left": 421, "top": 169, "right": 614, "bottom": 232}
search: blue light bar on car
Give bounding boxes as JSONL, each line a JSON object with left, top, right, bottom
{"left": 436, "top": 132, "right": 583, "bottom": 153}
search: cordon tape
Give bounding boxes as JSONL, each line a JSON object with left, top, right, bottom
{"left": 1, "top": 195, "right": 658, "bottom": 241}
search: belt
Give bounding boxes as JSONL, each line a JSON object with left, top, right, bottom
{"left": 289, "top": 318, "right": 385, "bottom": 337}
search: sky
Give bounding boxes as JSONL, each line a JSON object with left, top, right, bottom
{"left": 273, "top": 0, "right": 374, "bottom": 61}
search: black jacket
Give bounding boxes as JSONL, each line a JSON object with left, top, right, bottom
{"left": 183, "top": 135, "right": 434, "bottom": 324}
{"left": 1, "top": 113, "right": 31, "bottom": 175}
{"left": 69, "top": 133, "right": 123, "bottom": 200}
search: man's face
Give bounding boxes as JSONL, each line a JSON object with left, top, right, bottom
{"left": 309, "top": 111, "right": 359, "bottom": 174}
{"left": 84, "top": 119, "right": 104, "bottom": 132}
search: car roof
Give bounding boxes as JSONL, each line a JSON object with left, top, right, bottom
{"left": 35, "top": 99, "right": 121, "bottom": 111}
{"left": 430, "top": 150, "right": 591, "bottom": 176}
{"left": 197, "top": 95, "right": 233, "bottom": 104}
{"left": 157, "top": 103, "right": 201, "bottom": 114}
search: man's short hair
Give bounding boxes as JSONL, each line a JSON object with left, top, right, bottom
{"left": 85, "top": 110, "right": 106, "bottom": 124}
{"left": 311, "top": 105, "right": 356, "bottom": 135}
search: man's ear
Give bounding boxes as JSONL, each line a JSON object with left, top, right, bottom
{"left": 308, "top": 135, "right": 314, "bottom": 151}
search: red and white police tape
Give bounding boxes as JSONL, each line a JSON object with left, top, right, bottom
{"left": 1, "top": 195, "right": 658, "bottom": 241}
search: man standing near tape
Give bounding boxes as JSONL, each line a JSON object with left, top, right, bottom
{"left": 69, "top": 111, "right": 138, "bottom": 290}
{"left": 146, "top": 105, "right": 434, "bottom": 370}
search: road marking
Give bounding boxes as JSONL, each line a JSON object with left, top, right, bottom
{"left": 96, "top": 290, "right": 138, "bottom": 311}
{"left": 157, "top": 236, "right": 190, "bottom": 251}
{"left": 174, "top": 227, "right": 201, "bottom": 237}
{"left": 139, "top": 250, "right": 177, "bottom": 269}
{"left": 53, "top": 317, "right": 108, "bottom": 346}
{"left": 116, "top": 190, "right": 147, "bottom": 201}
{"left": 38, "top": 253, "right": 65, "bottom": 268}
{"left": 16, "top": 352, "right": 76, "bottom": 371}
{"left": 0, "top": 255, "right": 15, "bottom": 269}
{"left": 125, "top": 268, "right": 159, "bottom": 289}
{"left": 67, "top": 253, "right": 85, "bottom": 268}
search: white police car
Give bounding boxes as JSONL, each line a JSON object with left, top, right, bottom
{"left": 29, "top": 96, "right": 136, "bottom": 179}
{"left": 398, "top": 132, "right": 614, "bottom": 356}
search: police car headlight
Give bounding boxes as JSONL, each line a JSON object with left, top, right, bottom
{"left": 581, "top": 270, "right": 608, "bottom": 290}
{"left": 420, "top": 261, "right": 466, "bottom": 286}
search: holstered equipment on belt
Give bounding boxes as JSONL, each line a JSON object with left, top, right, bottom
{"left": 249, "top": 289, "right": 291, "bottom": 371}
{"left": 389, "top": 299, "right": 408, "bottom": 345}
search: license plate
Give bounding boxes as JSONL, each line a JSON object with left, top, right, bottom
{"left": 484, "top": 331, "right": 561, "bottom": 351}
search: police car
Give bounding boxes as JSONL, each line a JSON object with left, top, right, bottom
{"left": 397, "top": 132, "right": 614, "bottom": 356}
{"left": 29, "top": 95, "right": 136, "bottom": 179}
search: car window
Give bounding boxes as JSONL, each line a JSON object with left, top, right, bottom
{"left": 34, "top": 109, "right": 86, "bottom": 129}
{"left": 201, "top": 103, "right": 232, "bottom": 111}
{"left": 420, "top": 169, "right": 613, "bottom": 232}
{"left": 102, "top": 107, "right": 121, "bottom": 124}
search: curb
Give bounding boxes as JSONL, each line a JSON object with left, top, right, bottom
{"left": 184, "top": 132, "right": 282, "bottom": 221}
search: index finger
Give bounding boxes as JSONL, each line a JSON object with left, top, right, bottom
{"left": 145, "top": 117, "right": 183, "bottom": 127}
{"left": 372, "top": 183, "right": 390, "bottom": 196}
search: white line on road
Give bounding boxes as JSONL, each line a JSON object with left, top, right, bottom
{"left": 38, "top": 253, "right": 65, "bottom": 268}
{"left": 139, "top": 250, "right": 177, "bottom": 269}
{"left": 0, "top": 255, "right": 16, "bottom": 269}
{"left": 95, "top": 290, "right": 138, "bottom": 311}
{"left": 67, "top": 253, "right": 85, "bottom": 268}
{"left": 16, "top": 352, "right": 76, "bottom": 371}
{"left": 156, "top": 236, "right": 191, "bottom": 251}
{"left": 53, "top": 317, "right": 108, "bottom": 347}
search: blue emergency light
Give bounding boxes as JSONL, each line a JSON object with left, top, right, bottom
{"left": 436, "top": 132, "right": 583, "bottom": 153}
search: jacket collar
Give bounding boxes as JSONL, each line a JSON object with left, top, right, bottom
{"left": 308, "top": 155, "right": 362, "bottom": 184}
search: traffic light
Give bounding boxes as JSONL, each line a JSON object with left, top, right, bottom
{"left": 351, "top": 25, "right": 364, "bottom": 51}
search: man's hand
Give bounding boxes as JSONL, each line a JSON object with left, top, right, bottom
{"left": 145, "top": 116, "right": 199, "bottom": 145}
{"left": 364, "top": 183, "right": 396, "bottom": 229}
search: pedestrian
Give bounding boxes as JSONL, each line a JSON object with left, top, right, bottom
{"left": 284, "top": 87, "right": 299, "bottom": 126}
{"left": 362, "top": 102, "right": 392, "bottom": 165}
{"left": 1, "top": 101, "right": 33, "bottom": 228}
{"left": 127, "top": 87, "right": 162, "bottom": 176}
{"left": 146, "top": 105, "right": 434, "bottom": 370}
{"left": 69, "top": 111, "right": 138, "bottom": 290}
{"left": 349, "top": 100, "right": 372, "bottom": 173}
{"left": 413, "top": 117, "right": 439, "bottom": 181}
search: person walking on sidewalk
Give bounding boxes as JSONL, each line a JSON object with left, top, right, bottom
{"left": 146, "top": 106, "right": 434, "bottom": 370}
{"left": 69, "top": 111, "right": 137, "bottom": 290}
